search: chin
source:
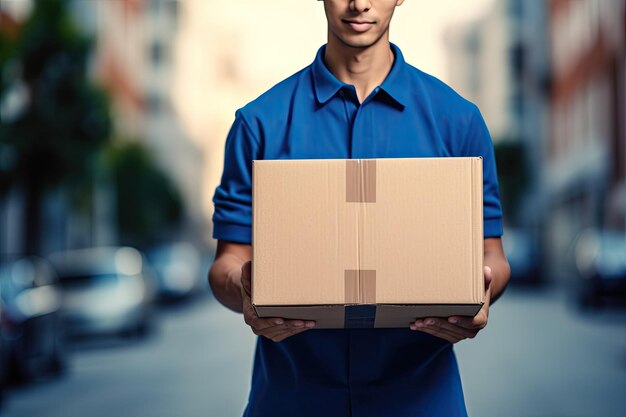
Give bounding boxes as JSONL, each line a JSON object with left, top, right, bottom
{"left": 334, "top": 32, "right": 387, "bottom": 49}
{"left": 342, "top": 38, "right": 384, "bottom": 50}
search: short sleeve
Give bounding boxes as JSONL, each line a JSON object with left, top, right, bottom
{"left": 212, "top": 110, "right": 261, "bottom": 244}
{"left": 464, "top": 106, "right": 504, "bottom": 238}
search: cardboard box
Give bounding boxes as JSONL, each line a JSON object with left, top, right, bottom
{"left": 252, "top": 157, "right": 484, "bottom": 328}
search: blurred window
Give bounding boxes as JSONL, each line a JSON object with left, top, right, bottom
{"left": 511, "top": 92, "right": 524, "bottom": 121}
{"left": 146, "top": 92, "right": 163, "bottom": 113}
{"left": 573, "top": 87, "right": 585, "bottom": 150}
{"left": 0, "top": 266, "right": 20, "bottom": 300}
{"left": 564, "top": 98, "right": 574, "bottom": 154}
{"left": 150, "top": 42, "right": 165, "bottom": 65}
{"left": 466, "top": 31, "right": 480, "bottom": 95}
{"left": 149, "top": 0, "right": 160, "bottom": 14}
{"left": 510, "top": 43, "right": 524, "bottom": 81}
{"left": 167, "top": 0, "right": 178, "bottom": 19}
{"left": 507, "top": 0, "right": 523, "bottom": 20}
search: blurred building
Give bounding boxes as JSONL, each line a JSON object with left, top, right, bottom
{"left": 0, "top": 7, "right": 23, "bottom": 257}
{"left": 446, "top": 0, "right": 626, "bottom": 282}
{"left": 172, "top": 0, "right": 327, "bottom": 239}
{"left": 0, "top": 0, "right": 32, "bottom": 21}
{"left": 1, "top": 2, "right": 85, "bottom": 257}
{"left": 88, "top": 0, "right": 206, "bottom": 243}
{"left": 445, "top": 0, "right": 551, "bottom": 225}
{"left": 2, "top": 0, "right": 207, "bottom": 260}
{"left": 446, "top": 1, "right": 515, "bottom": 143}
{"left": 547, "top": 0, "right": 626, "bottom": 278}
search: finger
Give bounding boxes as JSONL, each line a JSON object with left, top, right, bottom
{"left": 260, "top": 325, "right": 308, "bottom": 339}
{"left": 259, "top": 319, "right": 316, "bottom": 338}
{"left": 248, "top": 314, "right": 315, "bottom": 334}
{"left": 447, "top": 307, "right": 489, "bottom": 330}
{"left": 484, "top": 265, "right": 492, "bottom": 287}
{"left": 429, "top": 319, "right": 480, "bottom": 339}
{"left": 257, "top": 317, "right": 314, "bottom": 329}
{"left": 241, "top": 261, "right": 252, "bottom": 296}
{"left": 242, "top": 298, "right": 280, "bottom": 331}
{"left": 280, "top": 319, "right": 316, "bottom": 329}
{"left": 252, "top": 319, "right": 299, "bottom": 333}
{"left": 413, "top": 326, "right": 461, "bottom": 344}
{"left": 417, "top": 322, "right": 471, "bottom": 343}
{"left": 242, "top": 289, "right": 277, "bottom": 329}
{"left": 483, "top": 279, "right": 493, "bottom": 311}
{"left": 248, "top": 316, "right": 284, "bottom": 333}
{"left": 412, "top": 318, "right": 477, "bottom": 339}
{"left": 426, "top": 318, "right": 478, "bottom": 338}
{"left": 242, "top": 296, "right": 258, "bottom": 324}
{"left": 261, "top": 325, "right": 313, "bottom": 342}
{"left": 256, "top": 317, "right": 291, "bottom": 330}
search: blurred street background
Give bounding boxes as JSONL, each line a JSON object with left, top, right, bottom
{"left": 0, "top": 0, "right": 625, "bottom": 416}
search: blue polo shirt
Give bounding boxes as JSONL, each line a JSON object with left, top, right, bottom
{"left": 212, "top": 44, "right": 503, "bottom": 417}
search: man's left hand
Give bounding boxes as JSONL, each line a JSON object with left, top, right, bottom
{"left": 409, "top": 266, "right": 493, "bottom": 343}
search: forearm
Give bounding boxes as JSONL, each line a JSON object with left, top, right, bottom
{"left": 484, "top": 246, "right": 510, "bottom": 304}
{"left": 208, "top": 253, "right": 246, "bottom": 313}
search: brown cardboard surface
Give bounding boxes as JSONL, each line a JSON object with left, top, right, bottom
{"left": 254, "top": 305, "right": 345, "bottom": 329}
{"left": 373, "top": 304, "right": 483, "bottom": 328}
{"left": 254, "top": 304, "right": 482, "bottom": 329}
{"left": 252, "top": 157, "right": 484, "bottom": 328}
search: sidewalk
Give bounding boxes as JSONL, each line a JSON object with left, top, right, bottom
{"left": 456, "top": 286, "right": 626, "bottom": 417}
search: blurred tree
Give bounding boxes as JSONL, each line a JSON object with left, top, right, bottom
{"left": 0, "top": 10, "right": 21, "bottom": 197}
{"left": 0, "top": 0, "right": 111, "bottom": 254}
{"left": 104, "top": 141, "right": 184, "bottom": 249}
{"left": 494, "top": 141, "right": 529, "bottom": 224}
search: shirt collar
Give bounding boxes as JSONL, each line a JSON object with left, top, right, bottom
{"left": 312, "top": 45, "right": 346, "bottom": 104}
{"left": 379, "top": 43, "right": 409, "bottom": 109}
{"left": 311, "top": 43, "right": 408, "bottom": 109}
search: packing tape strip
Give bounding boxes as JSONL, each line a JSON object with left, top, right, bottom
{"left": 345, "top": 160, "right": 377, "bottom": 327}
{"left": 344, "top": 304, "right": 377, "bottom": 328}
{"left": 344, "top": 269, "right": 376, "bottom": 304}
{"left": 346, "top": 159, "right": 376, "bottom": 203}
{"left": 344, "top": 270, "right": 376, "bottom": 327}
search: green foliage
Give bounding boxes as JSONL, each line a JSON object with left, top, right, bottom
{"left": 0, "top": 13, "right": 20, "bottom": 195}
{"left": 494, "top": 141, "right": 529, "bottom": 222}
{"left": 0, "top": 0, "right": 112, "bottom": 253}
{"left": 0, "top": 0, "right": 111, "bottom": 191}
{"left": 104, "top": 140, "right": 184, "bottom": 248}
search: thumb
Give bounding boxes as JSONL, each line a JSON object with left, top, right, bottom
{"left": 241, "top": 261, "right": 252, "bottom": 296}
{"left": 483, "top": 266, "right": 492, "bottom": 288}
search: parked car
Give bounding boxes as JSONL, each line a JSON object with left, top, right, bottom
{"left": 574, "top": 229, "right": 626, "bottom": 307}
{"left": 145, "top": 242, "right": 204, "bottom": 301}
{"left": 49, "top": 247, "right": 156, "bottom": 338}
{"left": 502, "top": 228, "right": 543, "bottom": 284}
{"left": 0, "top": 257, "right": 67, "bottom": 385}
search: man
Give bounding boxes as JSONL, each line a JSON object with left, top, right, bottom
{"left": 209, "top": 1, "right": 511, "bottom": 416}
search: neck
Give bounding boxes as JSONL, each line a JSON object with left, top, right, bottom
{"left": 324, "top": 36, "right": 394, "bottom": 103}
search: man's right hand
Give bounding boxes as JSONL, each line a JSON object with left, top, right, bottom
{"left": 240, "top": 261, "right": 315, "bottom": 342}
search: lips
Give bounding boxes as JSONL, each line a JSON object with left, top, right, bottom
{"left": 342, "top": 19, "right": 375, "bottom": 33}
